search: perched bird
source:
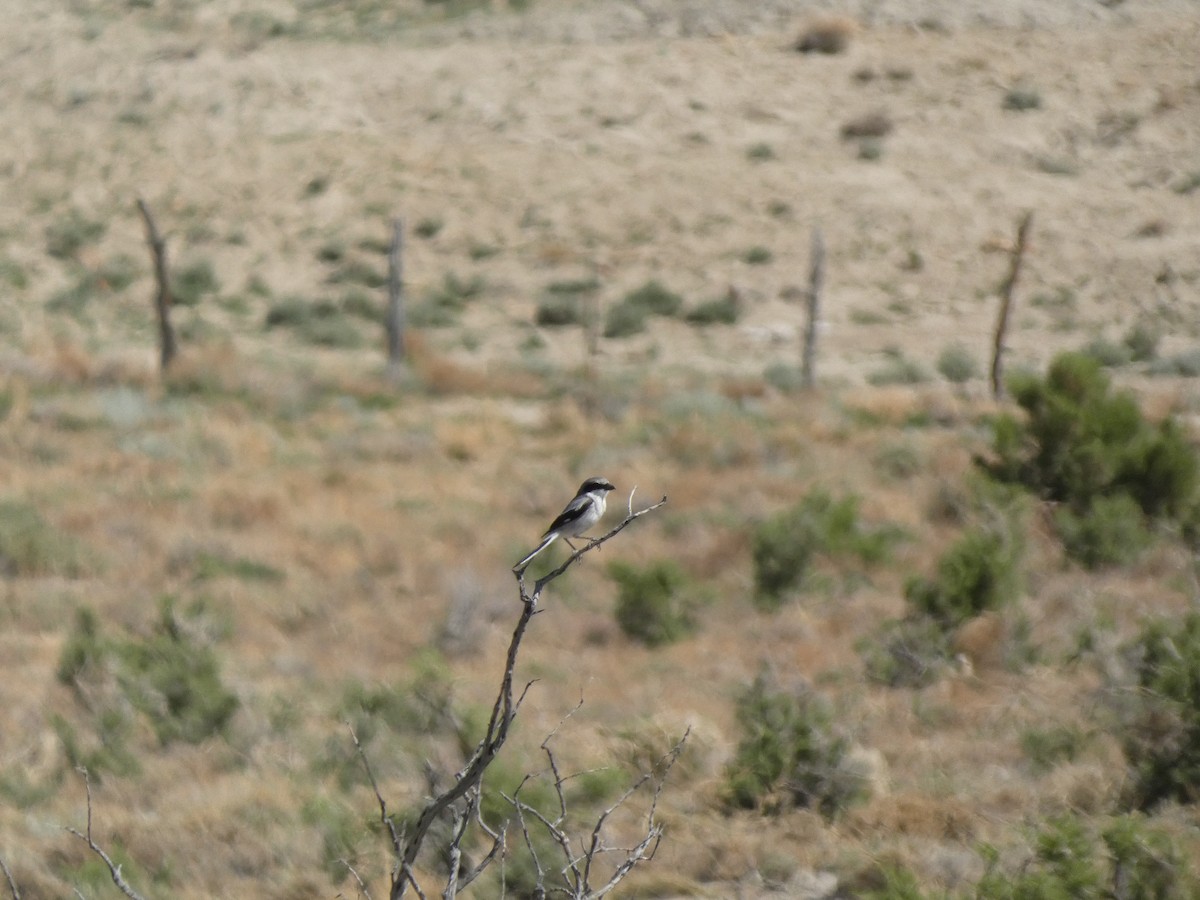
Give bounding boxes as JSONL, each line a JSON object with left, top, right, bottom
{"left": 514, "top": 476, "right": 616, "bottom": 571}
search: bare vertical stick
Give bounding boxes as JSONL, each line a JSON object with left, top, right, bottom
{"left": 136, "top": 198, "right": 177, "bottom": 372}
{"left": 385, "top": 217, "right": 406, "bottom": 375}
{"left": 991, "top": 211, "right": 1034, "bottom": 399}
{"left": 801, "top": 226, "right": 825, "bottom": 390}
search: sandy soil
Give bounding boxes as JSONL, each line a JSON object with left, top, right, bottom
{"left": 2, "top": 0, "right": 1198, "bottom": 387}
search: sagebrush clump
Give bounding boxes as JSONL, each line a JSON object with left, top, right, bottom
{"left": 609, "top": 559, "right": 697, "bottom": 647}
{"left": 904, "top": 525, "right": 1022, "bottom": 627}
{"left": 751, "top": 490, "right": 898, "bottom": 611}
{"left": 1121, "top": 612, "right": 1200, "bottom": 810}
{"left": 724, "top": 671, "right": 866, "bottom": 818}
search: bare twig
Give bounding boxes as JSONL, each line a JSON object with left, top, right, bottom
{"left": 386, "top": 493, "right": 667, "bottom": 898}
{"left": 452, "top": 801, "right": 505, "bottom": 894}
{"left": 503, "top": 725, "right": 691, "bottom": 898}
{"left": 0, "top": 855, "right": 19, "bottom": 900}
{"left": 991, "top": 211, "right": 1034, "bottom": 399}
{"left": 340, "top": 860, "right": 374, "bottom": 900}
{"left": 587, "top": 728, "right": 690, "bottom": 898}
{"left": 135, "top": 197, "right": 177, "bottom": 373}
{"left": 65, "top": 768, "right": 148, "bottom": 900}
{"left": 386, "top": 217, "right": 406, "bottom": 374}
{"left": 351, "top": 725, "right": 403, "bottom": 858}
{"left": 801, "top": 226, "right": 825, "bottom": 390}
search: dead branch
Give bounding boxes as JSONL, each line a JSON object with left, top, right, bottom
{"left": 135, "top": 198, "right": 177, "bottom": 373}
{"left": 0, "top": 855, "right": 19, "bottom": 900}
{"left": 991, "top": 211, "right": 1034, "bottom": 399}
{"left": 801, "top": 225, "right": 825, "bottom": 390}
{"left": 366, "top": 492, "right": 667, "bottom": 898}
{"left": 505, "top": 725, "right": 691, "bottom": 898}
{"left": 339, "top": 860, "right": 374, "bottom": 900}
{"left": 386, "top": 217, "right": 406, "bottom": 375}
{"left": 65, "top": 768, "right": 148, "bottom": 900}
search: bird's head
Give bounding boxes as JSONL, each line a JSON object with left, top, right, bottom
{"left": 579, "top": 476, "right": 616, "bottom": 495}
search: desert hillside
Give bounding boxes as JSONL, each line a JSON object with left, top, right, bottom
{"left": 1, "top": 1, "right": 1199, "bottom": 897}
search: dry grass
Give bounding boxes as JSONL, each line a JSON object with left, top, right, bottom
{"left": 2, "top": 0, "right": 1200, "bottom": 896}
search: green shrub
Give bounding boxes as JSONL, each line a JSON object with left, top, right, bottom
{"left": 45, "top": 211, "right": 106, "bottom": 260}
{"left": 46, "top": 271, "right": 101, "bottom": 318}
{"left": 1121, "top": 612, "right": 1200, "bottom": 810}
{"left": 413, "top": 217, "right": 443, "bottom": 239}
{"left": 340, "top": 288, "right": 379, "bottom": 320}
{"left": 534, "top": 280, "right": 597, "bottom": 326}
{"left": 185, "top": 548, "right": 285, "bottom": 583}
{"left": 409, "top": 273, "right": 484, "bottom": 327}
{"left": 746, "top": 142, "right": 776, "bottom": 161}
{"left": 724, "top": 671, "right": 865, "bottom": 817}
{"left": 1002, "top": 87, "right": 1042, "bottom": 111}
{"left": 265, "top": 295, "right": 327, "bottom": 329}
{"left": 327, "top": 258, "right": 386, "bottom": 288}
{"left": 0, "top": 500, "right": 92, "bottom": 577}
{"left": 1123, "top": 322, "right": 1160, "bottom": 363}
{"left": 984, "top": 352, "right": 1200, "bottom": 528}
{"left": 1021, "top": 725, "right": 1086, "bottom": 773}
{"left": 904, "top": 526, "right": 1020, "bottom": 627}
{"left": 172, "top": 258, "right": 220, "bottom": 306}
{"left": 302, "top": 795, "right": 370, "bottom": 884}
{"left": 57, "top": 598, "right": 239, "bottom": 747}
{"left": 544, "top": 277, "right": 600, "bottom": 296}
{"left": 1054, "top": 493, "right": 1149, "bottom": 569}
{"left": 609, "top": 560, "right": 697, "bottom": 647}
{"left": 264, "top": 296, "right": 364, "bottom": 346}
{"left": 743, "top": 245, "right": 773, "bottom": 265}
{"left": 602, "top": 300, "right": 647, "bottom": 338}
{"left": 868, "top": 354, "right": 930, "bottom": 386}
{"left": 763, "top": 362, "right": 806, "bottom": 394}
{"left": 685, "top": 292, "right": 741, "bottom": 326}
{"left": 1082, "top": 336, "right": 1132, "bottom": 368}
{"left": 534, "top": 294, "right": 584, "bottom": 327}
{"left": 623, "top": 280, "right": 683, "bottom": 317}
{"left": 1148, "top": 348, "right": 1200, "bottom": 377}
{"left": 753, "top": 491, "right": 897, "bottom": 611}
{"left": 974, "top": 815, "right": 1198, "bottom": 899}
{"left": 118, "top": 599, "right": 240, "bottom": 744}
{"left": 937, "top": 343, "right": 978, "bottom": 383}
{"left": 609, "top": 280, "right": 686, "bottom": 336}
{"left": 860, "top": 616, "right": 951, "bottom": 688}
{"left": 316, "top": 239, "right": 345, "bottom": 263}
{"left": 96, "top": 253, "right": 139, "bottom": 291}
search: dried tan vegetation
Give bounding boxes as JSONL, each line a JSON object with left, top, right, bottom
{"left": 2, "top": 0, "right": 1200, "bottom": 897}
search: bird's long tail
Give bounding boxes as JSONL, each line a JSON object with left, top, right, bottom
{"left": 513, "top": 532, "right": 559, "bottom": 572}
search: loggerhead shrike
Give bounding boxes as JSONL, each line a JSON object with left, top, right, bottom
{"left": 514, "top": 476, "right": 616, "bottom": 571}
